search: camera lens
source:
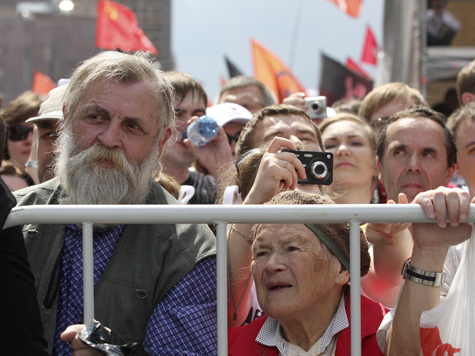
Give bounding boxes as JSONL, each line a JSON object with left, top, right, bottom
{"left": 310, "top": 161, "right": 327, "bottom": 179}
{"left": 312, "top": 103, "right": 320, "bottom": 110}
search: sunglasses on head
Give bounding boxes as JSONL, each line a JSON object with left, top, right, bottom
{"left": 226, "top": 130, "right": 242, "bottom": 145}
{"left": 8, "top": 125, "right": 34, "bottom": 141}
{"left": 370, "top": 117, "right": 390, "bottom": 132}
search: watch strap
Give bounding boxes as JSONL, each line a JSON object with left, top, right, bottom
{"left": 401, "top": 260, "right": 446, "bottom": 287}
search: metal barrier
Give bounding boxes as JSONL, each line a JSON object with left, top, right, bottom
{"left": 5, "top": 203, "right": 475, "bottom": 356}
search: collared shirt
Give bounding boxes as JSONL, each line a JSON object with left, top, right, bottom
{"left": 256, "top": 294, "right": 348, "bottom": 356}
{"left": 53, "top": 223, "right": 217, "bottom": 356}
{"left": 376, "top": 239, "right": 466, "bottom": 352}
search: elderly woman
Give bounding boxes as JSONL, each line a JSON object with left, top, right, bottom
{"left": 224, "top": 136, "right": 325, "bottom": 327}
{"left": 228, "top": 190, "right": 387, "bottom": 355}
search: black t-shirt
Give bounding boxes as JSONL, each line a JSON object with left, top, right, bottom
{"left": 182, "top": 171, "right": 218, "bottom": 205}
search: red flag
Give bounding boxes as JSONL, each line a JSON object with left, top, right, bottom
{"left": 326, "top": 0, "right": 362, "bottom": 18}
{"left": 32, "top": 71, "right": 57, "bottom": 95}
{"left": 346, "top": 57, "right": 370, "bottom": 78}
{"left": 96, "top": 0, "right": 158, "bottom": 55}
{"left": 361, "top": 26, "right": 378, "bottom": 65}
{"left": 250, "top": 38, "right": 306, "bottom": 103}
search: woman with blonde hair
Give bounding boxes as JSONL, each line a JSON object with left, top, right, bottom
{"left": 319, "top": 113, "right": 378, "bottom": 204}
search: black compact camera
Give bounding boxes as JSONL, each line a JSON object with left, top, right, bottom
{"left": 284, "top": 150, "right": 333, "bottom": 185}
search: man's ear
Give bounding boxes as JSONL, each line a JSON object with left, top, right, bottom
{"left": 462, "top": 92, "right": 475, "bottom": 106}
{"left": 159, "top": 127, "right": 172, "bottom": 151}
{"left": 444, "top": 165, "right": 455, "bottom": 186}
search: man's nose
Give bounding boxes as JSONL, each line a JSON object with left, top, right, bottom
{"left": 97, "top": 122, "right": 122, "bottom": 149}
{"left": 406, "top": 154, "right": 422, "bottom": 173}
{"left": 290, "top": 135, "right": 303, "bottom": 146}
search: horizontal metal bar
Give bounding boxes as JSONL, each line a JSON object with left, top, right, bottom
{"left": 5, "top": 204, "right": 475, "bottom": 228}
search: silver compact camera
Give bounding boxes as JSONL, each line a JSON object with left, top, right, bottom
{"left": 284, "top": 150, "right": 333, "bottom": 185}
{"left": 304, "top": 96, "right": 327, "bottom": 119}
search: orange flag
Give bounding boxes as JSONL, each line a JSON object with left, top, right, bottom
{"left": 96, "top": 0, "right": 158, "bottom": 55}
{"left": 32, "top": 71, "right": 57, "bottom": 95}
{"left": 250, "top": 38, "right": 306, "bottom": 103}
{"left": 361, "top": 26, "right": 378, "bottom": 65}
{"left": 326, "top": 0, "right": 363, "bottom": 18}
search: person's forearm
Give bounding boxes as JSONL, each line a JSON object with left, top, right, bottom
{"left": 227, "top": 222, "right": 254, "bottom": 326}
{"left": 361, "top": 228, "right": 413, "bottom": 307}
{"left": 386, "top": 246, "right": 448, "bottom": 356}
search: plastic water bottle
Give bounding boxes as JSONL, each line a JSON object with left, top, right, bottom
{"left": 182, "top": 115, "right": 218, "bottom": 146}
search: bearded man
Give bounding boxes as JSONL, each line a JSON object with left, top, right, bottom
{"left": 14, "top": 51, "right": 217, "bottom": 355}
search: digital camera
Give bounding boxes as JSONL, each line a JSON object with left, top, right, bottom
{"left": 304, "top": 96, "right": 327, "bottom": 119}
{"left": 284, "top": 150, "right": 333, "bottom": 185}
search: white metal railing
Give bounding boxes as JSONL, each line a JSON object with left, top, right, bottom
{"left": 5, "top": 204, "right": 475, "bottom": 356}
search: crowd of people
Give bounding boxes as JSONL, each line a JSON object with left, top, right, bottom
{"left": 1, "top": 49, "right": 475, "bottom": 355}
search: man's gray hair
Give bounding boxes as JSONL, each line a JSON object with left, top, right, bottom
{"left": 63, "top": 51, "right": 175, "bottom": 140}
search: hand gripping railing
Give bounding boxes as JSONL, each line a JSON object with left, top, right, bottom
{"left": 5, "top": 204, "right": 475, "bottom": 356}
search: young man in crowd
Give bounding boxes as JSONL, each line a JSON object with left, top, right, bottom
{"left": 162, "top": 71, "right": 232, "bottom": 204}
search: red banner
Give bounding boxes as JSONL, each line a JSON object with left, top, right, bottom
{"left": 96, "top": 0, "right": 158, "bottom": 55}
{"left": 32, "top": 71, "right": 57, "bottom": 95}
{"left": 251, "top": 38, "right": 306, "bottom": 103}
{"left": 346, "top": 57, "right": 370, "bottom": 78}
{"left": 361, "top": 26, "right": 378, "bottom": 65}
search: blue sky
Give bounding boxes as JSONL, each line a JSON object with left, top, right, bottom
{"left": 171, "top": 0, "right": 384, "bottom": 101}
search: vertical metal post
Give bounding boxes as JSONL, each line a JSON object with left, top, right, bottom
{"left": 216, "top": 223, "right": 228, "bottom": 355}
{"left": 350, "top": 219, "right": 361, "bottom": 356}
{"left": 82, "top": 222, "right": 95, "bottom": 331}
{"left": 419, "top": 0, "right": 428, "bottom": 98}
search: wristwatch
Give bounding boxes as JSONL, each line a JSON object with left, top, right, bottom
{"left": 401, "top": 260, "right": 446, "bottom": 287}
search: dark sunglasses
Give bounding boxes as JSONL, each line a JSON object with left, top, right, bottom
{"left": 226, "top": 130, "right": 242, "bottom": 145}
{"left": 8, "top": 125, "right": 34, "bottom": 141}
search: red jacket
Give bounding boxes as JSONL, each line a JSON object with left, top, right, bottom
{"left": 228, "top": 291, "right": 387, "bottom": 356}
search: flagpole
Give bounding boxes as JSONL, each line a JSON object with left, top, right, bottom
{"left": 288, "top": 0, "right": 305, "bottom": 71}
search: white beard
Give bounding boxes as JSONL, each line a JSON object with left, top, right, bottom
{"left": 55, "top": 128, "right": 159, "bottom": 208}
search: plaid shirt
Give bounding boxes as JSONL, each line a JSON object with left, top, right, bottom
{"left": 53, "top": 224, "right": 217, "bottom": 355}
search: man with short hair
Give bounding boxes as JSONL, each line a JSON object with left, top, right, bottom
{"left": 376, "top": 106, "right": 456, "bottom": 203}
{"left": 215, "top": 75, "right": 277, "bottom": 114}
{"left": 361, "top": 106, "right": 457, "bottom": 308}
{"left": 162, "top": 71, "right": 231, "bottom": 204}
{"left": 25, "top": 85, "right": 66, "bottom": 183}
{"left": 15, "top": 51, "right": 217, "bottom": 355}
{"left": 235, "top": 104, "right": 323, "bottom": 157}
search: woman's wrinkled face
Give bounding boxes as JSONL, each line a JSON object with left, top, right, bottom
{"left": 251, "top": 223, "right": 345, "bottom": 322}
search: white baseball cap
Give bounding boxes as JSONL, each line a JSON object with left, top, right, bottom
{"left": 206, "top": 103, "right": 252, "bottom": 126}
{"left": 26, "top": 85, "right": 67, "bottom": 124}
